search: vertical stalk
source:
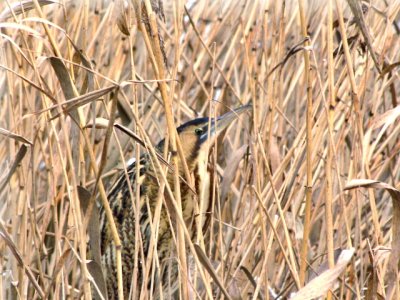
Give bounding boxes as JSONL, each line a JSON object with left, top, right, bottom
{"left": 325, "top": 0, "right": 335, "bottom": 298}
{"left": 141, "top": 1, "right": 190, "bottom": 298}
{"left": 131, "top": 23, "right": 142, "bottom": 300}
{"left": 334, "top": 0, "right": 363, "bottom": 141}
{"left": 298, "top": 0, "right": 313, "bottom": 287}
{"left": 32, "top": 2, "right": 124, "bottom": 298}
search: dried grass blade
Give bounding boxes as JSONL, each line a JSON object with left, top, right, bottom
{"left": 0, "top": 144, "right": 28, "bottom": 192}
{"left": 88, "top": 261, "right": 108, "bottom": 300}
{"left": 31, "top": 86, "right": 116, "bottom": 118}
{"left": 78, "top": 186, "right": 105, "bottom": 299}
{"left": 379, "top": 62, "right": 400, "bottom": 79}
{"left": 0, "top": 0, "right": 60, "bottom": 21}
{"left": 51, "top": 86, "right": 116, "bottom": 120}
{"left": 48, "top": 56, "right": 76, "bottom": 100}
{"left": 113, "top": 123, "right": 147, "bottom": 148}
{"left": 344, "top": 179, "right": 400, "bottom": 299}
{"left": 365, "top": 247, "right": 379, "bottom": 300}
{"left": 66, "top": 35, "right": 95, "bottom": 92}
{"left": 0, "top": 22, "right": 41, "bottom": 36}
{"left": 97, "top": 89, "right": 118, "bottom": 180}
{"left": 239, "top": 266, "right": 264, "bottom": 300}
{"left": 346, "top": 0, "right": 381, "bottom": 73}
{"left": 290, "top": 248, "right": 355, "bottom": 300}
{"left": 0, "top": 64, "right": 56, "bottom": 102}
{"left": 194, "top": 244, "right": 232, "bottom": 300}
{"left": 369, "top": 105, "right": 400, "bottom": 130}
{"left": 43, "top": 248, "right": 72, "bottom": 299}
{"left": 0, "top": 128, "right": 32, "bottom": 145}
{"left": 267, "top": 38, "right": 308, "bottom": 78}
{"left": 85, "top": 117, "right": 111, "bottom": 129}
{"left": 0, "top": 223, "right": 45, "bottom": 298}
{"left": 78, "top": 186, "right": 102, "bottom": 265}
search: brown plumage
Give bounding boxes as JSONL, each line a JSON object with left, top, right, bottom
{"left": 99, "top": 106, "right": 250, "bottom": 299}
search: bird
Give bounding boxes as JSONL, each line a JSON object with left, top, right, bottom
{"left": 99, "top": 105, "right": 251, "bottom": 299}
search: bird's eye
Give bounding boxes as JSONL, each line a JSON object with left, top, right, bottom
{"left": 194, "top": 128, "right": 203, "bottom": 135}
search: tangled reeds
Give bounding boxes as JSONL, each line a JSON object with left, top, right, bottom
{"left": 1, "top": 0, "right": 400, "bottom": 299}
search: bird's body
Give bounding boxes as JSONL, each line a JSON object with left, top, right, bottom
{"left": 100, "top": 153, "right": 207, "bottom": 299}
{"left": 99, "top": 106, "right": 250, "bottom": 299}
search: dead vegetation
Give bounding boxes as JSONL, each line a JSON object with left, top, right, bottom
{"left": 1, "top": 0, "right": 400, "bottom": 299}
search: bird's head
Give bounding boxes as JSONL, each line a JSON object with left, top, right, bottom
{"left": 157, "top": 105, "right": 251, "bottom": 172}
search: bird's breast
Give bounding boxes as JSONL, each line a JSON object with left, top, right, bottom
{"left": 193, "top": 151, "right": 211, "bottom": 228}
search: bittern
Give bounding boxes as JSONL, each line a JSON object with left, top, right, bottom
{"left": 100, "top": 105, "right": 250, "bottom": 299}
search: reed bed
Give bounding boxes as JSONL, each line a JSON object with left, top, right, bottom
{"left": 1, "top": 0, "right": 400, "bottom": 299}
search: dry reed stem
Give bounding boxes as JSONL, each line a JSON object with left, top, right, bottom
{"left": 298, "top": 0, "right": 313, "bottom": 288}
{"left": 1, "top": 1, "right": 400, "bottom": 299}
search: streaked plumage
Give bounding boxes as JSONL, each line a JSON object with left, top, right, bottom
{"left": 99, "top": 106, "right": 250, "bottom": 299}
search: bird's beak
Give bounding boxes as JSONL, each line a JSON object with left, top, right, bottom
{"left": 200, "top": 104, "right": 252, "bottom": 142}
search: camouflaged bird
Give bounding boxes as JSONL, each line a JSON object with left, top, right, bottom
{"left": 99, "top": 106, "right": 250, "bottom": 299}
